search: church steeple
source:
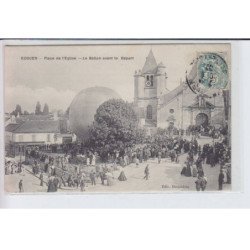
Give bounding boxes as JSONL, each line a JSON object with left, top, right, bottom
{"left": 142, "top": 49, "right": 158, "bottom": 74}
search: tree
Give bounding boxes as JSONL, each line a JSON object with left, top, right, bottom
{"left": 42, "top": 103, "right": 49, "bottom": 115}
{"left": 86, "top": 99, "right": 144, "bottom": 155}
{"left": 35, "top": 101, "right": 42, "bottom": 115}
{"left": 15, "top": 104, "right": 22, "bottom": 115}
{"left": 11, "top": 104, "right": 22, "bottom": 116}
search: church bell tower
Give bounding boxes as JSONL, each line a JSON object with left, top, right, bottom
{"left": 134, "top": 49, "right": 168, "bottom": 128}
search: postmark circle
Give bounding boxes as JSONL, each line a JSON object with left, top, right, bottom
{"left": 197, "top": 53, "right": 228, "bottom": 89}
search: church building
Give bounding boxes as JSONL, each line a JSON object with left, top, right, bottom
{"left": 133, "top": 50, "right": 226, "bottom": 134}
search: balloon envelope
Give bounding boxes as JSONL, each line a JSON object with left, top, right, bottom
{"left": 69, "top": 87, "right": 121, "bottom": 139}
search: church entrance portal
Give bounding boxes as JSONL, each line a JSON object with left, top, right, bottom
{"left": 195, "top": 113, "right": 208, "bottom": 127}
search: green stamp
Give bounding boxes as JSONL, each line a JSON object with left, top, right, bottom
{"left": 197, "top": 53, "right": 228, "bottom": 89}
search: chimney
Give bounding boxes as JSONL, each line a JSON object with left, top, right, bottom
{"left": 10, "top": 115, "right": 16, "bottom": 124}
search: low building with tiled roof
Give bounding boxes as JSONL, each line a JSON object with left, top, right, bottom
{"left": 12, "top": 120, "right": 60, "bottom": 134}
{"left": 5, "top": 114, "right": 76, "bottom": 156}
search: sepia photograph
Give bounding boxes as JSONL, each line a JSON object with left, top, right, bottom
{"left": 4, "top": 43, "right": 231, "bottom": 193}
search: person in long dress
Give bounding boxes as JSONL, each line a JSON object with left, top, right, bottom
{"left": 143, "top": 165, "right": 149, "bottom": 180}
{"left": 181, "top": 165, "right": 187, "bottom": 176}
{"left": 90, "top": 171, "right": 96, "bottom": 185}
{"left": 99, "top": 171, "right": 105, "bottom": 185}
{"left": 86, "top": 157, "right": 90, "bottom": 166}
{"left": 218, "top": 170, "right": 224, "bottom": 190}
{"left": 80, "top": 178, "right": 85, "bottom": 191}
{"left": 135, "top": 157, "right": 139, "bottom": 167}
{"left": 53, "top": 176, "right": 59, "bottom": 191}
{"left": 51, "top": 164, "right": 56, "bottom": 176}
{"left": 106, "top": 171, "right": 114, "bottom": 186}
{"left": 47, "top": 176, "right": 56, "bottom": 192}
{"left": 197, "top": 167, "right": 204, "bottom": 177}
{"left": 118, "top": 170, "right": 127, "bottom": 181}
{"left": 192, "top": 164, "right": 198, "bottom": 177}
{"left": 200, "top": 176, "right": 207, "bottom": 191}
{"left": 195, "top": 176, "right": 202, "bottom": 191}
{"left": 158, "top": 151, "right": 162, "bottom": 164}
{"left": 226, "top": 165, "right": 231, "bottom": 184}
{"left": 40, "top": 172, "right": 44, "bottom": 186}
{"left": 91, "top": 154, "right": 96, "bottom": 166}
{"left": 185, "top": 162, "right": 192, "bottom": 177}
{"left": 222, "top": 167, "right": 228, "bottom": 183}
{"left": 18, "top": 179, "right": 24, "bottom": 193}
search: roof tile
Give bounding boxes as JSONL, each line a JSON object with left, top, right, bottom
{"left": 7, "top": 120, "right": 59, "bottom": 133}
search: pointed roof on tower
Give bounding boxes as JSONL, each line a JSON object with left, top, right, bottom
{"left": 142, "top": 49, "right": 158, "bottom": 74}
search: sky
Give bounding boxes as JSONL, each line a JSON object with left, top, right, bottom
{"left": 4, "top": 43, "right": 230, "bottom": 113}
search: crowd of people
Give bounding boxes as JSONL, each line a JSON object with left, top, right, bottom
{"left": 5, "top": 128, "right": 231, "bottom": 192}
{"left": 180, "top": 138, "right": 231, "bottom": 191}
{"left": 5, "top": 160, "right": 23, "bottom": 175}
{"left": 186, "top": 124, "right": 228, "bottom": 139}
{"left": 23, "top": 148, "right": 120, "bottom": 192}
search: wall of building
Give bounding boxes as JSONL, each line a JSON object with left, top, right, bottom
{"left": 144, "top": 87, "right": 157, "bottom": 99}
{"left": 156, "top": 73, "right": 167, "bottom": 96}
{"left": 157, "top": 94, "right": 183, "bottom": 129}
{"left": 5, "top": 131, "right": 13, "bottom": 144}
{"left": 182, "top": 109, "right": 192, "bottom": 129}
{"left": 182, "top": 86, "right": 197, "bottom": 107}
{"left": 210, "top": 108, "right": 225, "bottom": 127}
{"left": 134, "top": 74, "right": 145, "bottom": 100}
{"left": 136, "top": 98, "right": 158, "bottom": 123}
{"left": 12, "top": 132, "right": 58, "bottom": 144}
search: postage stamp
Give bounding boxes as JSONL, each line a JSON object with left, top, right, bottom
{"left": 3, "top": 42, "right": 232, "bottom": 193}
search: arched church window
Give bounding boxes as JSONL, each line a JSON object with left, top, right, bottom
{"left": 150, "top": 75, "right": 154, "bottom": 84}
{"left": 146, "top": 75, "right": 150, "bottom": 81}
{"left": 146, "top": 105, "right": 153, "bottom": 119}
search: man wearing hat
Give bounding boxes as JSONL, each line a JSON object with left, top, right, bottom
{"left": 218, "top": 169, "right": 224, "bottom": 190}
{"left": 18, "top": 179, "right": 24, "bottom": 193}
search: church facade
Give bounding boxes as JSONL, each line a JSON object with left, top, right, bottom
{"left": 133, "top": 50, "right": 226, "bottom": 134}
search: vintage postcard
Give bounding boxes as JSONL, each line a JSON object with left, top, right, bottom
{"left": 3, "top": 42, "right": 231, "bottom": 193}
